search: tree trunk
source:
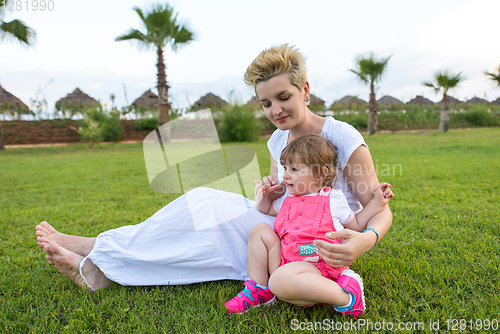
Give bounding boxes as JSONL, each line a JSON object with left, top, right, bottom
{"left": 0, "top": 122, "right": 5, "bottom": 151}
{"left": 367, "top": 82, "right": 378, "bottom": 135}
{"left": 439, "top": 93, "right": 449, "bottom": 132}
{"left": 157, "top": 47, "right": 171, "bottom": 142}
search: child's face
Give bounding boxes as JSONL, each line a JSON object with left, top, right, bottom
{"left": 283, "top": 158, "right": 322, "bottom": 196}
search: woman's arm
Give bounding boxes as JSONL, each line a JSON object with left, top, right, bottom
{"left": 313, "top": 145, "right": 393, "bottom": 266}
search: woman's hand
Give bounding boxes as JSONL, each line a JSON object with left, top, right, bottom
{"left": 312, "top": 229, "right": 377, "bottom": 267}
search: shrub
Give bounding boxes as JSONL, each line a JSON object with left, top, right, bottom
{"left": 258, "top": 116, "right": 277, "bottom": 136}
{"left": 101, "top": 116, "right": 123, "bottom": 142}
{"left": 217, "top": 104, "right": 260, "bottom": 142}
{"left": 78, "top": 115, "right": 103, "bottom": 148}
{"left": 454, "top": 109, "right": 499, "bottom": 127}
{"left": 135, "top": 117, "right": 159, "bottom": 132}
{"left": 77, "top": 109, "right": 123, "bottom": 145}
{"left": 332, "top": 113, "right": 368, "bottom": 130}
{"left": 347, "top": 114, "right": 368, "bottom": 129}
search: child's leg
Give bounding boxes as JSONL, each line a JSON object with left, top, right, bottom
{"left": 268, "top": 262, "right": 350, "bottom": 307}
{"left": 225, "top": 223, "right": 279, "bottom": 314}
{"left": 247, "top": 222, "right": 281, "bottom": 286}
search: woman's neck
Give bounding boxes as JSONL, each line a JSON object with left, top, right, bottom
{"left": 288, "top": 111, "right": 326, "bottom": 143}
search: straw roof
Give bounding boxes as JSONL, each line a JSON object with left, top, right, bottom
{"left": 440, "top": 96, "right": 462, "bottom": 105}
{"left": 406, "top": 95, "right": 435, "bottom": 105}
{"left": 132, "top": 89, "right": 157, "bottom": 108}
{"left": 192, "top": 93, "right": 229, "bottom": 110}
{"left": 377, "top": 95, "right": 403, "bottom": 105}
{"left": 465, "top": 97, "right": 490, "bottom": 105}
{"left": 334, "top": 95, "right": 367, "bottom": 105}
{"left": 55, "top": 88, "right": 100, "bottom": 109}
{"left": 245, "top": 96, "right": 261, "bottom": 109}
{"left": 0, "top": 84, "right": 29, "bottom": 110}
{"left": 310, "top": 94, "right": 325, "bottom": 107}
{"left": 491, "top": 97, "right": 500, "bottom": 106}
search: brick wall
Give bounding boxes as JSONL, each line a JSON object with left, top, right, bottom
{"left": 1, "top": 120, "right": 149, "bottom": 145}
{"left": 1, "top": 118, "right": 274, "bottom": 146}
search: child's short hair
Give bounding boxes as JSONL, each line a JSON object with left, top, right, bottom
{"left": 280, "top": 134, "right": 338, "bottom": 187}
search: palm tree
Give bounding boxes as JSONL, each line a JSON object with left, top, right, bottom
{"left": 484, "top": 67, "right": 500, "bottom": 87}
{"left": 0, "top": 2, "right": 36, "bottom": 151}
{"left": 350, "top": 53, "right": 391, "bottom": 135}
{"left": 116, "top": 3, "right": 193, "bottom": 140}
{"left": 424, "top": 71, "right": 462, "bottom": 132}
{"left": 0, "top": 4, "right": 36, "bottom": 44}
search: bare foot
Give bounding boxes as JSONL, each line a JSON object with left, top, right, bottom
{"left": 36, "top": 221, "right": 96, "bottom": 256}
{"left": 43, "top": 241, "right": 113, "bottom": 291}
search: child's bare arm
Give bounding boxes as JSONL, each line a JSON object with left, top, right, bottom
{"left": 344, "top": 183, "right": 394, "bottom": 232}
{"left": 254, "top": 180, "right": 279, "bottom": 216}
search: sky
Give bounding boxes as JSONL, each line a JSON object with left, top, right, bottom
{"left": 1, "top": 0, "right": 499, "bottom": 115}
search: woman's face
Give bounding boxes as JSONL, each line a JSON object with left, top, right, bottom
{"left": 255, "top": 73, "right": 309, "bottom": 131}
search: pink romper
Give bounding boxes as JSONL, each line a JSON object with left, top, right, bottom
{"left": 273, "top": 187, "right": 349, "bottom": 281}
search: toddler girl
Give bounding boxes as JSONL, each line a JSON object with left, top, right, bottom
{"left": 225, "top": 134, "right": 393, "bottom": 316}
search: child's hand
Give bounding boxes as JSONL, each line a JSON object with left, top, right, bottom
{"left": 374, "top": 182, "right": 394, "bottom": 207}
{"left": 254, "top": 180, "right": 280, "bottom": 200}
{"left": 261, "top": 175, "right": 286, "bottom": 201}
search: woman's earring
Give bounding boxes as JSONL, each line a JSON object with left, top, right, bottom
{"left": 306, "top": 96, "right": 311, "bottom": 106}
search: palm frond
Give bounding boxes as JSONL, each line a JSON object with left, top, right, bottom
{"left": 351, "top": 53, "right": 391, "bottom": 85}
{"left": 170, "top": 25, "right": 194, "bottom": 51}
{"left": 115, "top": 29, "right": 153, "bottom": 50}
{"left": 0, "top": 19, "right": 36, "bottom": 45}
{"left": 133, "top": 7, "right": 146, "bottom": 25}
{"left": 424, "top": 82, "right": 439, "bottom": 94}
{"left": 484, "top": 69, "right": 500, "bottom": 86}
{"left": 436, "top": 71, "right": 462, "bottom": 89}
{"left": 425, "top": 70, "right": 463, "bottom": 95}
{"left": 116, "top": 3, "right": 193, "bottom": 51}
{"left": 350, "top": 69, "right": 369, "bottom": 84}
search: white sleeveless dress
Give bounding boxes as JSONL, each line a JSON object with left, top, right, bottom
{"left": 83, "top": 117, "right": 366, "bottom": 286}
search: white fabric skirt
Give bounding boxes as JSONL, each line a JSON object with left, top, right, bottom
{"left": 86, "top": 187, "right": 275, "bottom": 286}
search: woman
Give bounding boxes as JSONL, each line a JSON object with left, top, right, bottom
{"left": 36, "top": 44, "right": 392, "bottom": 291}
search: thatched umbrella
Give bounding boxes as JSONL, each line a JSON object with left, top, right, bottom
{"left": 0, "top": 84, "right": 30, "bottom": 121}
{"left": 245, "top": 96, "right": 261, "bottom": 110}
{"left": 334, "top": 95, "right": 367, "bottom": 105}
{"left": 309, "top": 94, "right": 325, "bottom": 107}
{"left": 0, "top": 84, "right": 31, "bottom": 148}
{"left": 0, "top": 84, "right": 29, "bottom": 111}
{"left": 132, "top": 89, "right": 158, "bottom": 109}
{"left": 406, "top": 95, "right": 435, "bottom": 106}
{"left": 55, "top": 88, "right": 100, "bottom": 110}
{"left": 377, "top": 95, "right": 403, "bottom": 106}
{"left": 192, "top": 93, "right": 229, "bottom": 110}
{"left": 440, "top": 96, "right": 462, "bottom": 105}
{"left": 331, "top": 95, "right": 367, "bottom": 110}
{"left": 465, "top": 97, "right": 490, "bottom": 105}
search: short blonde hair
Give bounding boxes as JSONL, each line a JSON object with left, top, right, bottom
{"left": 280, "top": 134, "right": 339, "bottom": 187}
{"left": 244, "top": 44, "right": 307, "bottom": 91}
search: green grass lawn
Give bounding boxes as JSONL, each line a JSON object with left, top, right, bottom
{"left": 1, "top": 128, "right": 499, "bottom": 333}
